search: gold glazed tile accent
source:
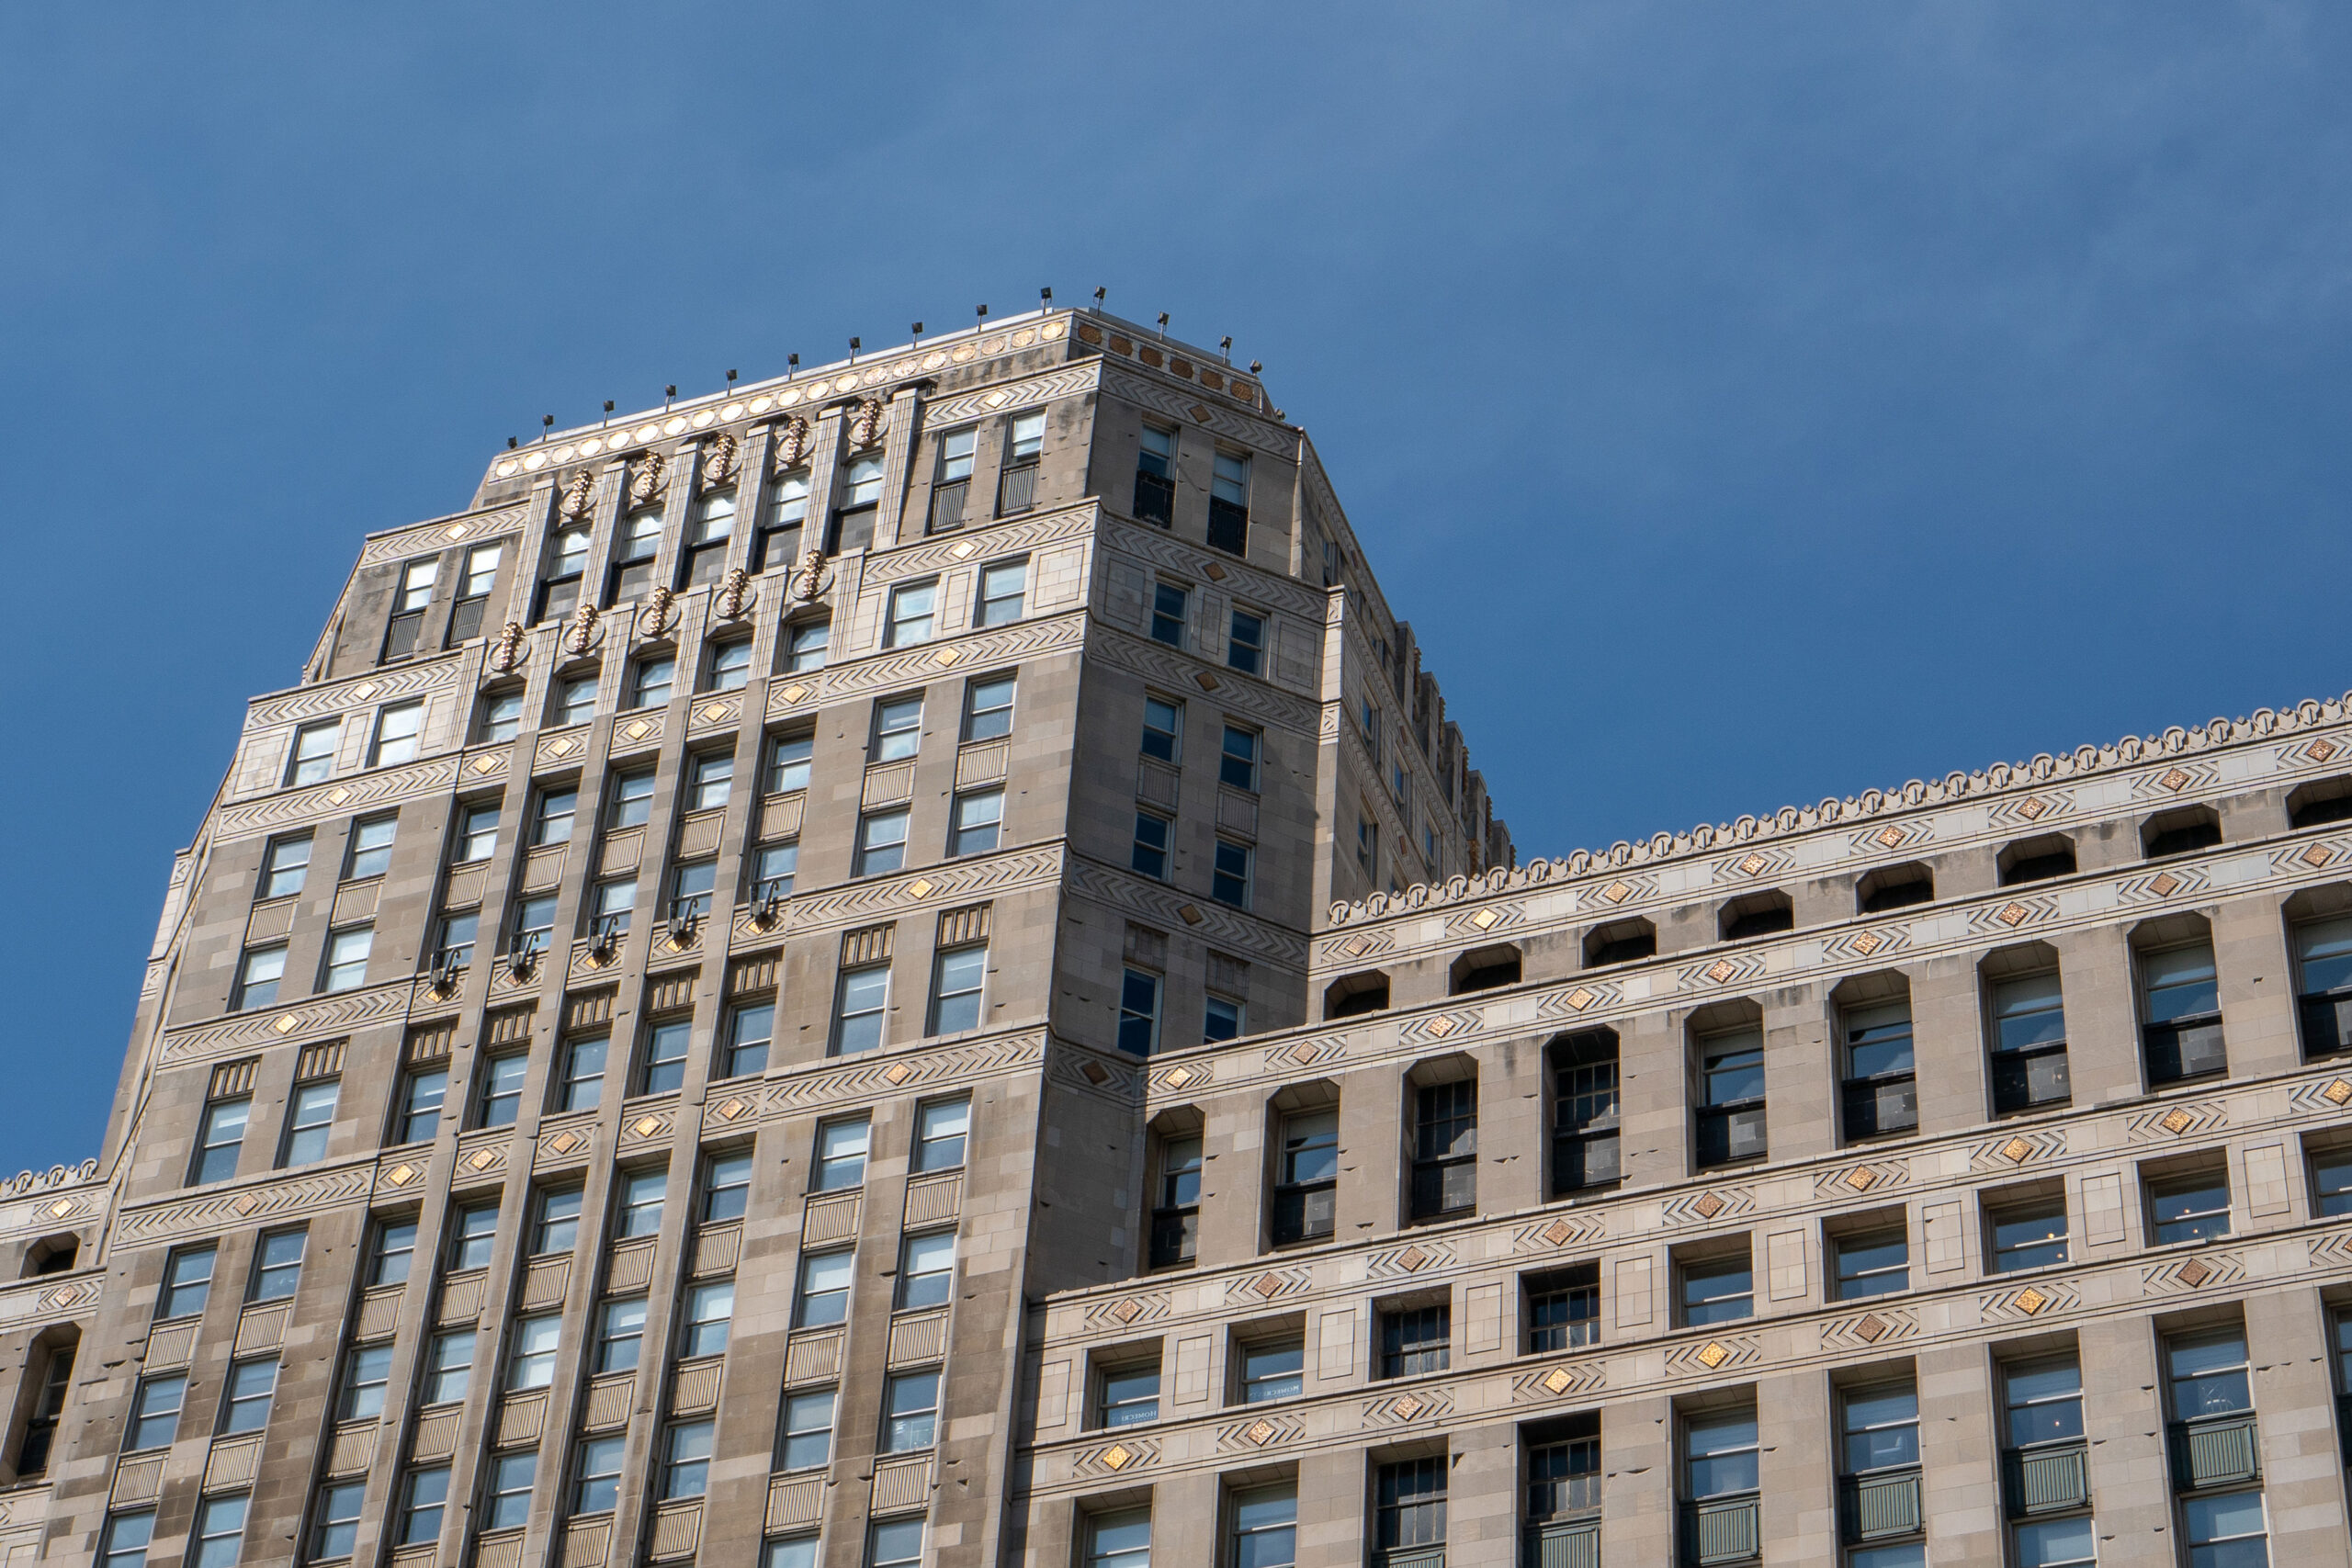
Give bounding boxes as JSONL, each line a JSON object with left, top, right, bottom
{"left": 1564, "top": 987, "right": 1596, "bottom": 1011}
{"left": 1602, "top": 881, "right": 1634, "bottom": 904}
{"left": 274, "top": 1014, "right": 302, "bottom": 1034}
{"left": 908, "top": 879, "right": 934, "bottom": 898}
{"left": 1246, "top": 1419, "right": 1277, "bottom": 1446}
{"left": 1193, "top": 671, "right": 1219, "bottom": 691}
{"left": 383, "top": 1164, "right": 419, "bottom": 1188}
{"left": 1998, "top": 902, "right": 2030, "bottom": 927}
{"left": 2325, "top": 1079, "right": 2352, "bottom": 1107}
{"left": 779, "top": 683, "right": 809, "bottom": 704}
{"left": 2161, "top": 767, "right": 2192, "bottom": 791}
{"left": 1424, "top": 1017, "right": 1455, "bottom": 1038}
{"left": 701, "top": 702, "right": 730, "bottom": 720}
{"left": 351, "top": 682, "right": 379, "bottom": 700}
{"left": 1739, "top": 853, "right": 1769, "bottom": 875}
{"left": 1100, "top": 1443, "right": 1133, "bottom": 1471}
{"left": 884, "top": 1064, "right": 913, "bottom": 1086}
{"left": 1189, "top": 403, "right": 1212, "bottom": 423}
{"left": 2306, "top": 843, "right": 2335, "bottom": 868}
{"left": 1544, "top": 1220, "right": 1579, "bottom": 1247}
{"left": 548, "top": 1132, "right": 582, "bottom": 1155}
{"left": 2160, "top": 1108, "right": 2195, "bottom": 1135}
{"left": 444, "top": 523, "right": 468, "bottom": 539}
{"left": 1082, "top": 1062, "right": 1110, "bottom": 1085}
{"left": 471, "top": 755, "right": 501, "bottom": 774}
{"left": 1855, "top": 1314, "right": 1890, "bottom": 1343}
{"left": 632, "top": 1116, "right": 662, "bottom": 1137}
{"left": 948, "top": 542, "right": 977, "bottom": 559}
{"left": 1163, "top": 1066, "right": 1193, "bottom": 1088}
{"left": 468, "top": 1149, "right": 500, "bottom": 1170}
{"left": 1341, "top": 935, "right": 1371, "bottom": 958}
{"left": 325, "top": 787, "right": 351, "bottom": 805}
{"left": 1204, "top": 562, "right": 1228, "bottom": 581}
{"left": 1845, "top": 1168, "right": 1876, "bottom": 1191}
{"left": 232, "top": 1193, "right": 259, "bottom": 1216}
{"left": 2002, "top": 1137, "right": 2034, "bottom": 1163}
{"left": 2018, "top": 796, "right": 2048, "bottom": 819}
{"left": 623, "top": 719, "right": 652, "bottom": 740}
{"left": 1694, "top": 1192, "right": 1725, "bottom": 1220}
{"left": 548, "top": 738, "right": 576, "bottom": 758}
{"left": 713, "top": 1098, "right": 750, "bottom": 1121}
{"left": 1470, "top": 908, "right": 1499, "bottom": 931}
{"left": 1542, "top": 1368, "right": 1576, "bottom": 1395}
{"left": 46, "top": 1199, "right": 74, "bottom": 1219}
{"left": 1876, "top": 827, "right": 1905, "bottom": 849}
{"left": 2312, "top": 738, "right": 2339, "bottom": 761}
{"left": 1705, "top": 959, "right": 1736, "bottom": 984}
{"left": 2015, "top": 1286, "right": 2048, "bottom": 1315}
{"left": 1178, "top": 904, "right": 1205, "bottom": 925}
{"left": 1111, "top": 1299, "right": 1143, "bottom": 1324}
{"left": 932, "top": 649, "right": 962, "bottom": 668}
{"left": 1392, "top": 1394, "right": 1424, "bottom": 1420}
{"left": 1250, "top": 1272, "right": 1285, "bottom": 1299}
{"left": 2149, "top": 872, "right": 2181, "bottom": 897}
{"left": 2177, "top": 1258, "right": 2212, "bottom": 1288}
{"left": 1853, "top": 931, "right": 1883, "bottom": 955}
{"left": 1396, "top": 1247, "right": 1429, "bottom": 1272}
{"left": 1697, "top": 1341, "right": 1730, "bottom": 1370}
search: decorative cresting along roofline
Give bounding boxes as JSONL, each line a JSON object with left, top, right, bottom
{"left": 1326, "top": 693, "right": 2352, "bottom": 927}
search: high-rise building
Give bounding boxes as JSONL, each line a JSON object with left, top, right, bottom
{"left": 6, "top": 307, "right": 2352, "bottom": 1568}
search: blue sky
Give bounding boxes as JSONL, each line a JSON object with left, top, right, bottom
{"left": 5, "top": 4, "right": 2349, "bottom": 1169}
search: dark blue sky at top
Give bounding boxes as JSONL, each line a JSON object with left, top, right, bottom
{"left": 4, "top": 5, "right": 2348, "bottom": 1170}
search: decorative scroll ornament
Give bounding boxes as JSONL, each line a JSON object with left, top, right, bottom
{"left": 562, "top": 604, "right": 603, "bottom": 656}
{"left": 773, "top": 416, "right": 812, "bottom": 468}
{"left": 787, "top": 549, "right": 831, "bottom": 605}
{"left": 490, "top": 621, "right": 527, "bottom": 673}
{"left": 848, "top": 398, "right": 886, "bottom": 449}
{"left": 701, "top": 434, "right": 738, "bottom": 488}
{"left": 628, "top": 453, "right": 667, "bottom": 506}
{"left": 640, "top": 586, "right": 679, "bottom": 639}
{"left": 558, "top": 468, "right": 596, "bottom": 522}
{"left": 716, "top": 568, "right": 755, "bottom": 621}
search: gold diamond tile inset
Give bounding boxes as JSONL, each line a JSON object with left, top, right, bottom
{"left": 713, "top": 1098, "right": 749, "bottom": 1121}
{"left": 2161, "top": 767, "right": 2192, "bottom": 792}
{"left": 1739, "top": 852, "right": 1768, "bottom": 876}
{"left": 1100, "top": 1443, "right": 1132, "bottom": 1471}
{"left": 1193, "top": 671, "right": 1220, "bottom": 691}
{"left": 623, "top": 719, "right": 652, "bottom": 740}
{"left": 1424, "top": 1017, "right": 1455, "bottom": 1038}
{"left": 2015, "top": 1286, "right": 2049, "bottom": 1315}
{"left": 548, "top": 1132, "right": 582, "bottom": 1155}
{"left": 632, "top": 1115, "right": 662, "bottom": 1137}
{"left": 273, "top": 1014, "right": 301, "bottom": 1034}
{"left": 2312, "top": 739, "right": 2339, "bottom": 761}
{"left": 467, "top": 1150, "right": 501, "bottom": 1170}
{"left": 933, "top": 649, "right": 962, "bottom": 668}
{"left": 2161, "top": 1107, "right": 2195, "bottom": 1135}
{"left": 2149, "top": 872, "right": 2181, "bottom": 897}
{"left": 1204, "top": 562, "right": 1228, "bottom": 581}
{"left": 1705, "top": 959, "right": 1736, "bottom": 984}
{"left": 1247, "top": 1419, "right": 1276, "bottom": 1446}
{"left": 2325, "top": 1079, "right": 2352, "bottom": 1106}
{"left": 1696, "top": 1341, "right": 1730, "bottom": 1370}
{"left": 1288, "top": 1043, "right": 1320, "bottom": 1066}
{"left": 444, "top": 523, "right": 469, "bottom": 540}
{"left": 2177, "top": 1258, "right": 2212, "bottom": 1289}
{"left": 1694, "top": 1192, "right": 1725, "bottom": 1219}
{"left": 1876, "top": 826, "right": 1905, "bottom": 849}
{"left": 383, "top": 1163, "right": 418, "bottom": 1187}
{"left": 1855, "top": 1313, "right": 1890, "bottom": 1343}
{"left": 548, "top": 738, "right": 576, "bottom": 758}
{"left": 1396, "top": 1247, "right": 1429, "bottom": 1272}
{"left": 1853, "top": 931, "right": 1883, "bottom": 955}
{"left": 324, "top": 786, "right": 351, "bottom": 806}
{"left": 2002, "top": 1137, "right": 2034, "bottom": 1163}
{"left": 229, "top": 1194, "right": 260, "bottom": 1217}
{"left": 1845, "top": 1168, "right": 1876, "bottom": 1191}
{"left": 1111, "top": 1299, "right": 1143, "bottom": 1324}
{"left": 1998, "top": 902, "right": 2030, "bottom": 927}
{"left": 908, "top": 878, "right": 935, "bottom": 898}
{"left": 779, "top": 682, "right": 809, "bottom": 704}
{"left": 1602, "top": 880, "right": 1634, "bottom": 904}
{"left": 1544, "top": 1220, "right": 1577, "bottom": 1247}
{"left": 2018, "top": 796, "right": 2048, "bottom": 819}
{"left": 1470, "top": 908, "right": 1499, "bottom": 931}
{"left": 1082, "top": 1062, "right": 1110, "bottom": 1085}
{"left": 1542, "top": 1367, "right": 1575, "bottom": 1395}
{"left": 1163, "top": 1066, "right": 1193, "bottom": 1088}
{"left": 45, "top": 1200, "right": 73, "bottom": 1219}
{"left": 351, "top": 682, "right": 378, "bottom": 700}
{"left": 1341, "top": 935, "right": 1371, "bottom": 958}
{"left": 471, "top": 754, "right": 501, "bottom": 774}
{"left": 1251, "top": 1273, "right": 1284, "bottom": 1299}
{"left": 1178, "top": 904, "right": 1205, "bottom": 925}
{"left": 701, "top": 702, "right": 731, "bottom": 720}
{"left": 948, "top": 541, "right": 977, "bottom": 560}
{"left": 884, "top": 1063, "right": 913, "bottom": 1086}
{"left": 1565, "top": 987, "right": 1597, "bottom": 1011}
{"left": 1392, "top": 1394, "right": 1423, "bottom": 1420}
{"left": 2305, "top": 843, "right": 2335, "bottom": 868}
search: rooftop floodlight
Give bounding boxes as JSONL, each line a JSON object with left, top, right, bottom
{"left": 911, "top": 321, "right": 923, "bottom": 342}
{"left": 1250, "top": 360, "right": 1262, "bottom": 374}
{"left": 541, "top": 414, "right": 554, "bottom": 440}
{"left": 602, "top": 400, "right": 615, "bottom": 425}
{"left": 1220, "top": 335, "right": 1233, "bottom": 362}
{"left": 726, "top": 369, "right": 738, "bottom": 390}
{"left": 849, "top": 337, "right": 860, "bottom": 362}
{"left": 1093, "top": 286, "right": 1106, "bottom": 303}
{"left": 787, "top": 353, "right": 799, "bottom": 378}
{"left": 664, "top": 385, "right": 677, "bottom": 409}
{"left": 1040, "top": 287, "right": 1052, "bottom": 306}
{"left": 507, "top": 436, "right": 518, "bottom": 449}
{"left": 1156, "top": 311, "right": 1170, "bottom": 337}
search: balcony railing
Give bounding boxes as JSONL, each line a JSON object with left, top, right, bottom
{"left": 1992, "top": 1043, "right": 2071, "bottom": 1113}
{"left": 1409, "top": 1159, "right": 1476, "bottom": 1221}
{"left": 1523, "top": 1517, "right": 1600, "bottom": 1568}
{"left": 2144, "top": 1015, "right": 2227, "bottom": 1082}
{"left": 1206, "top": 496, "right": 1249, "bottom": 553}
{"left": 998, "top": 461, "right": 1037, "bottom": 515}
{"left": 928, "top": 479, "right": 968, "bottom": 533}
{"left": 1682, "top": 1495, "right": 1759, "bottom": 1565}
{"left": 1695, "top": 1103, "right": 1767, "bottom": 1167}
{"left": 1839, "top": 1468, "right": 1922, "bottom": 1542}
{"left": 1148, "top": 1207, "right": 1196, "bottom": 1268}
{"left": 2302, "top": 990, "right": 2352, "bottom": 1055}
{"left": 2004, "top": 1443, "right": 2091, "bottom": 1517}
{"left": 1133, "top": 471, "right": 1174, "bottom": 525}
{"left": 448, "top": 595, "right": 489, "bottom": 643}
{"left": 1377, "top": 1548, "right": 1446, "bottom": 1568}
{"left": 383, "top": 611, "right": 424, "bottom": 660}
{"left": 1553, "top": 1130, "right": 1622, "bottom": 1194}
{"left": 1271, "top": 1181, "right": 1335, "bottom": 1245}
{"left": 2170, "top": 1415, "right": 2260, "bottom": 1492}
{"left": 1840, "top": 1075, "right": 1917, "bottom": 1140}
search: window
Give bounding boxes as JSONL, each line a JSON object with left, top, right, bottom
{"left": 915, "top": 1099, "right": 970, "bottom": 1171}
{"left": 976, "top": 560, "right": 1026, "bottom": 626}
{"left": 572, "top": 1433, "right": 626, "bottom": 1514}
{"left": 753, "top": 840, "right": 799, "bottom": 905}
{"left": 1204, "top": 992, "right": 1246, "bottom": 1043}
{"left": 814, "top": 1118, "right": 871, "bottom": 1191}
{"left": 780, "top": 1388, "right": 835, "bottom": 1470}
{"left": 479, "top": 688, "right": 524, "bottom": 742}
{"left": 853, "top": 807, "right": 910, "bottom": 876}
{"left": 552, "top": 674, "right": 599, "bottom": 728}
{"left": 1228, "top": 1483, "right": 1296, "bottom": 1568}
{"left": 2005, "top": 1355, "right": 2086, "bottom": 1456}
{"left": 1207, "top": 450, "right": 1250, "bottom": 552}
{"left": 13, "top": 1345, "right": 69, "bottom": 1474}
{"left": 640, "top": 1017, "right": 692, "bottom": 1094}
{"left": 557, "top": 1033, "right": 608, "bottom": 1111}
{"left": 1526, "top": 1264, "right": 1600, "bottom": 1352}
{"left": 448, "top": 1203, "right": 499, "bottom": 1270}
{"left": 1220, "top": 724, "right": 1260, "bottom": 790}
{"left": 1679, "top": 1251, "right": 1753, "bottom": 1326}
{"left": 278, "top": 1081, "right": 336, "bottom": 1166}
{"left": 158, "top": 1245, "right": 215, "bottom": 1318}
{"left": 1273, "top": 1109, "right": 1339, "bottom": 1244}
{"left": 931, "top": 427, "right": 977, "bottom": 530}
{"left": 835, "top": 454, "right": 886, "bottom": 552}
{"left": 2150, "top": 1168, "right": 2232, "bottom": 1245}
{"left": 449, "top": 542, "right": 502, "bottom": 642}
{"left": 2183, "top": 1494, "right": 2268, "bottom": 1568}
{"left": 1086, "top": 1508, "right": 1152, "bottom": 1568}
{"left": 2000, "top": 835, "right": 2077, "bottom": 886}
{"left": 397, "top": 1466, "right": 450, "bottom": 1547}
{"left": 1841, "top": 998, "right": 1917, "bottom": 1139}
{"left": 1223, "top": 841, "right": 1261, "bottom": 911}
{"left": 592, "top": 876, "right": 638, "bottom": 936}
{"left": 1358, "top": 813, "right": 1378, "bottom": 879}
{"left": 929, "top": 943, "right": 988, "bottom": 1032}
{"left": 422, "top": 1329, "right": 474, "bottom": 1404}
{"left": 1141, "top": 696, "right": 1181, "bottom": 761}
{"left": 1150, "top": 1135, "right": 1202, "bottom": 1266}
{"left": 219, "top": 1357, "right": 277, "bottom": 1433}
{"left": 833, "top": 964, "right": 889, "bottom": 1054}
{"left": 260, "top": 835, "right": 311, "bottom": 899}
{"left": 233, "top": 945, "right": 286, "bottom": 1011}
{"left": 886, "top": 581, "right": 937, "bottom": 647}
{"left": 1684, "top": 1406, "right": 1760, "bottom": 1511}
{"left": 795, "top": 1251, "right": 853, "bottom": 1327}
{"left": 1374, "top": 1456, "right": 1446, "bottom": 1558}
{"left": 287, "top": 720, "right": 339, "bottom": 786}
{"left": 483, "top": 1450, "right": 537, "bottom": 1530}
{"left": 1227, "top": 608, "right": 1264, "bottom": 674}
{"left": 506, "top": 1314, "right": 561, "bottom": 1390}
{"left": 1832, "top": 1225, "right": 1909, "bottom": 1300}
{"left": 533, "top": 1187, "right": 583, "bottom": 1254}
{"left": 1695, "top": 1026, "right": 1767, "bottom": 1166}
{"left": 533, "top": 787, "right": 578, "bottom": 845}
{"left": 1239, "top": 1337, "right": 1304, "bottom": 1404}
{"left": 1842, "top": 1382, "right": 1920, "bottom": 1487}
{"left": 660, "top": 1418, "right": 715, "bottom": 1500}
{"left": 998, "top": 411, "right": 1045, "bottom": 513}
{"left": 615, "top": 1168, "right": 666, "bottom": 1236}
{"left": 309, "top": 1483, "right": 366, "bottom": 1561}
{"left": 1131, "top": 811, "right": 1170, "bottom": 879}
{"left": 2291, "top": 778, "right": 2352, "bottom": 829}
{"left": 784, "top": 617, "right": 829, "bottom": 672}
{"left": 2144, "top": 806, "right": 2222, "bottom": 859}
{"left": 190, "top": 1495, "right": 248, "bottom": 1568}
{"left": 477, "top": 1053, "right": 527, "bottom": 1128}
{"left": 190, "top": 1096, "right": 250, "bottom": 1183}
{"left": 540, "top": 526, "right": 591, "bottom": 621}
{"left": 948, "top": 789, "right": 1003, "bottom": 855}
{"left": 1378, "top": 1303, "right": 1451, "bottom": 1377}
{"left": 2296, "top": 915, "right": 2352, "bottom": 1055}
{"left": 337, "top": 1343, "right": 392, "bottom": 1420}
{"left": 963, "top": 672, "right": 1015, "bottom": 740}
{"left": 607, "top": 768, "right": 655, "bottom": 828}
{"left": 435, "top": 912, "right": 477, "bottom": 969}
{"left": 1149, "top": 581, "right": 1187, "bottom": 646}
{"left": 868, "top": 1518, "right": 924, "bottom": 1568}
{"left": 897, "top": 1232, "right": 955, "bottom": 1311}
{"left": 680, "top": 1281, "right": 734, "bottom": 1357}
{"left": 1552, "top": 1030, "right": 1623, "bottom": 1193}
{"left": 1991, "top": 969, "right": 2070, "bottom": 1112}
{"left": 724, "top": 1001, "right": 775, "bottom": 1077}
{"left": 1134, "top": 423, "right": 1176, "bottom": 524}
{"left": 1409, "top": 1079, "right": 1477, "bottom": 1220}
{"left": 706, "top": 638, "right": 752, "bottom": 692}
{"left": 512, "top": 895, "right": 559, "bottom": 954}
{"left": 881, "top": 1370, "right": 940, "bottom": 1450}
{"left": 2170, "top": 1327, "right": 2255, "bottom": 1425}
{"left": 874, "top": 694, "right": 923, "bottom": 760}
{"left": 1117, "top": 967, "right": 1161, "bottom": 1056}
{"left": 371, "top": 701, "right": 424, "bottom": 767}
{"left": 1972, "top": 1184, "right": 2067, "bottom": 1272}
{"left": 2143, "top": 939, "right": 2225, "bottom": 1082}
{"left": 99, "top": 1511, "right": 156, "bottom": 1568}
{"left": 630, "top": 655, "right": 675, "bottom": 709}
{"left": 594, "top": 1298, "right": 647, "bottom": 1373}
{"left": 321, "top": 928, "right": 372, "bottom": 993}
{"left": 684, "top": 491, "right": 736, "bottom": 585}
{"left": 125, "top": 1372, "right": 186, "bottom": 1450}
{"left": 455, "top": 803, "right": 501, "bottom": 863}
{"left": 368, "top": 1218, "right": 416, "bottom": 1286}
{"left": 2312, "top": 1144, "right": 2352, "bottom": 1217}
{"left": 701, "top": 1150, "right": 753, "bottom": 1221}
{"left": 1527, "top": 1418, "right": 1603, "bottom": 1531}
{"left": 759, "top": 472, "right": 810, "bottom": 570}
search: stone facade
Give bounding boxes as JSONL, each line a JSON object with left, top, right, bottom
{"left": 9, "top": 306, "right": 2352, "bottom": 1568}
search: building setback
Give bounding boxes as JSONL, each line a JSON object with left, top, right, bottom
{"left": 0, "top": 309, "right": 2348, "bottom": 1568}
